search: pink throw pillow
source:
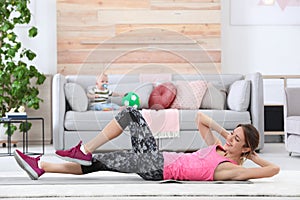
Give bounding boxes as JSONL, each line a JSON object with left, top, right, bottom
{"left": 171, "top": 80, "right": 207, "bottom": 109}
{"left": 148, "top": 82, "right": 177, "bottom": 110}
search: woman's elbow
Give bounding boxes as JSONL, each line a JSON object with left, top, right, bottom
{"left": 272, "top": 165, "right": 280, "bottom": 176}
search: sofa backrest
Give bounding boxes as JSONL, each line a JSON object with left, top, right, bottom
{"left": 65, "top": 74, "right": 244, "bottom": 93}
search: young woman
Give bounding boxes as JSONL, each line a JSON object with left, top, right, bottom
{"left": 14, "top": 107, "right": 280, "bottom": 181}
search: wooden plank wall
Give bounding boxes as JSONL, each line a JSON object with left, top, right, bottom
{"left": 57, "top": 0, "right": 221, "bottom": 75}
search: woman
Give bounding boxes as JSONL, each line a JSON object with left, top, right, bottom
{"left": 14, "top": 107, "right": 280, "bottom": 181}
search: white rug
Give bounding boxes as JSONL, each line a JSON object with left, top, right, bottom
{"left": 0, "top": 174, "right": 252, "bottom": 185}
{"left": 0, "top": 171, "right": 299, "bottom": 198}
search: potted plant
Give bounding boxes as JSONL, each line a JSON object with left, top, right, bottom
{"left": 0, "top": 0, "right": 46, "bottom": 137}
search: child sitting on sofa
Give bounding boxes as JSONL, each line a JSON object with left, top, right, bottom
{"left": 86, "top": 73, "right": 122, "bottom": 111}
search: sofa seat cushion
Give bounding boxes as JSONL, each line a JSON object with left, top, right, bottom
{"left": 65, "top": 109, "right": 251, "bottom": 132}
{"left": 65, "top": 110, "right": 118, "bottom": 131}
{"left": 286, "top": 116, "right": 300, "bottom": 136}
{"left": 179, "top": 110, "right": 251, "bottom": 130}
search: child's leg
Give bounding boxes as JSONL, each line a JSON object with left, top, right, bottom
{"left": 41, "top": 161, "right": 83, "bottom": 175}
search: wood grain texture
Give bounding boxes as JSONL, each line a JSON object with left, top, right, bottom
{"left": 57, "top": 0, "right": 221, "bottom": 75}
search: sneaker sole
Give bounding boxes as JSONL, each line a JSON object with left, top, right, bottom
{"left": 14, "top": 151, "right": 38, "bottom": 180}
{"left": 55, "top": 154, "right": 92, "bottom": 166}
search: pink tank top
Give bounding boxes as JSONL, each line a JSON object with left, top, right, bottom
{"left": 163, "top": 145, "right": 237, "bottom": 181}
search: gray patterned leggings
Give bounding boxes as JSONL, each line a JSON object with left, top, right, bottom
{"left": 81, "top": 107, "right": 164, "bottom": 180}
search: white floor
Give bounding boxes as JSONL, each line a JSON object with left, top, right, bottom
{"left": 0, "top": 143, "right": 300, "bottom": 199}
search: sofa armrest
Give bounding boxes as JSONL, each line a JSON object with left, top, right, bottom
{"left": 52, "top": 74, "right": 67, "bottom": 150}
{"left": 245, "top": 72, "right": 264, "bottom": 150}
{"left": 285, "top": 88, "right": 300, "bottom": 117}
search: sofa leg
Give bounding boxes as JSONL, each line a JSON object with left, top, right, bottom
{"left": 289, "top": 152, "right": 292, "bottom": 156}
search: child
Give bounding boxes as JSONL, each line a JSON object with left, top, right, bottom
{"left": 87, "top": 73, "right": 121, "bottom": 111}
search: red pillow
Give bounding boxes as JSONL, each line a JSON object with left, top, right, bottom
{"left": 148, "top": 82, "right": 177, "bottom": 110}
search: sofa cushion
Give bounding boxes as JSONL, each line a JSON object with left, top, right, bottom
{"left": 179, "top": 109, "right": 251, "bottom": 130}
{"left": 227, "top": 80, "right": 250, "bottom": 112}
{"left": 148, "top": 82, "right": 177, "bottom": 110}
{"left": 64, "top": 110, "right": 117, "bottom": 131}
{"left": 200, "top": 82, "right": 226, "bottom": 110}
{"left": 64, "top": 83, "right": 88, "bottom": 112}
{"left": 108, "top": 83, "right": 140, "bottom": 94}
{"left": 171, "top": 80, "right": 207, "bottom": 109}
{"left": 108, "top": 96, "right": 123, "bottom": 106}
{"left": 286, "top": 116, "right": 300, "bottom": 136}
{"left": 64, "top": 109, "right": 251, "bottom": 132}
{"left": 133, "top": 82, "right": 154, "bottom": 109}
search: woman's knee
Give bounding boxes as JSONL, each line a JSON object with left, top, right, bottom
{"left": 115, "top": 107, "right": 138, "bottom": 129}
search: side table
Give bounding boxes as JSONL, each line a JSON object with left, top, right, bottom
{"left": 0, "top": 117, "right": 45, "bottom": 156}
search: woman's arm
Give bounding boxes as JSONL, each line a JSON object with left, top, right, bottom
{"left": 215, "top": 153, "right": 280, "bottom": 181}
{"left": 196, "top": 112, "right": 231, "bottom": 146}
{"left": 241, "top": 152, "right": 280, "bottom": 179}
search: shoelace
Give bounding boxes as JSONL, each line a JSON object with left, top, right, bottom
{"left": 26, "top": 154, "right": 41, "bottom": 167}
{"left": 65, "top": 143, "right": 81, "bottom": 156}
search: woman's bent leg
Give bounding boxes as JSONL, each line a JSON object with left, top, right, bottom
{"left": 84, "top": 119, "right": 123, "bottom": 153}
{"left": 84, "top": 106, "right": 155, "bottom": 153}
{"left": 89, "top": 107, "right": 164, "bottom": 180}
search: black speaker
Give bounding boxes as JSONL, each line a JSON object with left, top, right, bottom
{"left": 264, "top": 105, "right": 284, "bottom": 131}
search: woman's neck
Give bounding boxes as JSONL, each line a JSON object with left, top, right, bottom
{"left": 224, "top": 151, "right": 243, "bottom": 165}
{"left": 217, "top": 147, "right": 243, "bottom": 165}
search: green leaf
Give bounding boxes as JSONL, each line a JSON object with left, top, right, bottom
{"left": 1, "top": 22, "right": 12, "bottom": 32}
{"left": 36, "top": 73, "right": 46, "bottom": 85}
{"left": 4, "top": 124, "right": 17, "bottom": 136}
{"left": 25, "top": 50, "right": 36, "bottom": 61}
{"left": 28, "top": 27, "right": 38, "bottom": 37}
{"left": 7, "top": 48, "right": 16, "bottom": 57}
{"left": 19, "top": 122, "right": 32, "bottom": 132}
{"left": 7, "top": 33, "right": 17, "bottom": 41}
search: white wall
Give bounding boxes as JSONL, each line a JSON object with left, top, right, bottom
{"left": 221, "top": 1, "right": 300, "bottom": 75}
{"left": 15, "top": 0, "right": 57, "bottom": 75}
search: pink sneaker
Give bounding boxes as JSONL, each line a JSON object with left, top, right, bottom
{"left": 14, "top": 150, "right": 45, "bottom": 180}
{"left": 55, "top": 141, "right": 92, "bottom": 166}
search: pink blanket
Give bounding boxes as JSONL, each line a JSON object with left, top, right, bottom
{"left": 142, "top": 109, "right": 180, "bottom": 139}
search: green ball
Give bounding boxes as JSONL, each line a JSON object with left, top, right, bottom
{"left": 122, "top": 92, "right": 140, "bottom": 109}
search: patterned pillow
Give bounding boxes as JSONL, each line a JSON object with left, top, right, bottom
{"left": 171, "top": 80, "right": 207, "bottom": 109}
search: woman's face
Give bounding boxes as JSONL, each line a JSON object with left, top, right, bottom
{"left": 223, "top": 126, "right": 250, "bottom": 155}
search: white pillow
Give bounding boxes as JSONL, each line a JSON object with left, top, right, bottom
{"left": 200, "top": 82, "right": 226, "bottom": 110}
{"left": 133, "top": 82, "right": 154, "bottom": 109}
{"left": 64, "top": 83, "right": 88, "bottom": 112}
{"left": 227, "top": 80, "right": 250, "bottom": 112}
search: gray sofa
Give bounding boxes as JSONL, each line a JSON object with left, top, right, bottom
{"left": 52, "top": 73, "right": 264, "bottom": 152}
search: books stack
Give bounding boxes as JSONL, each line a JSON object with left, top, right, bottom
{"left": 5, "top": 112, "right": 27, "bottom": 119}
